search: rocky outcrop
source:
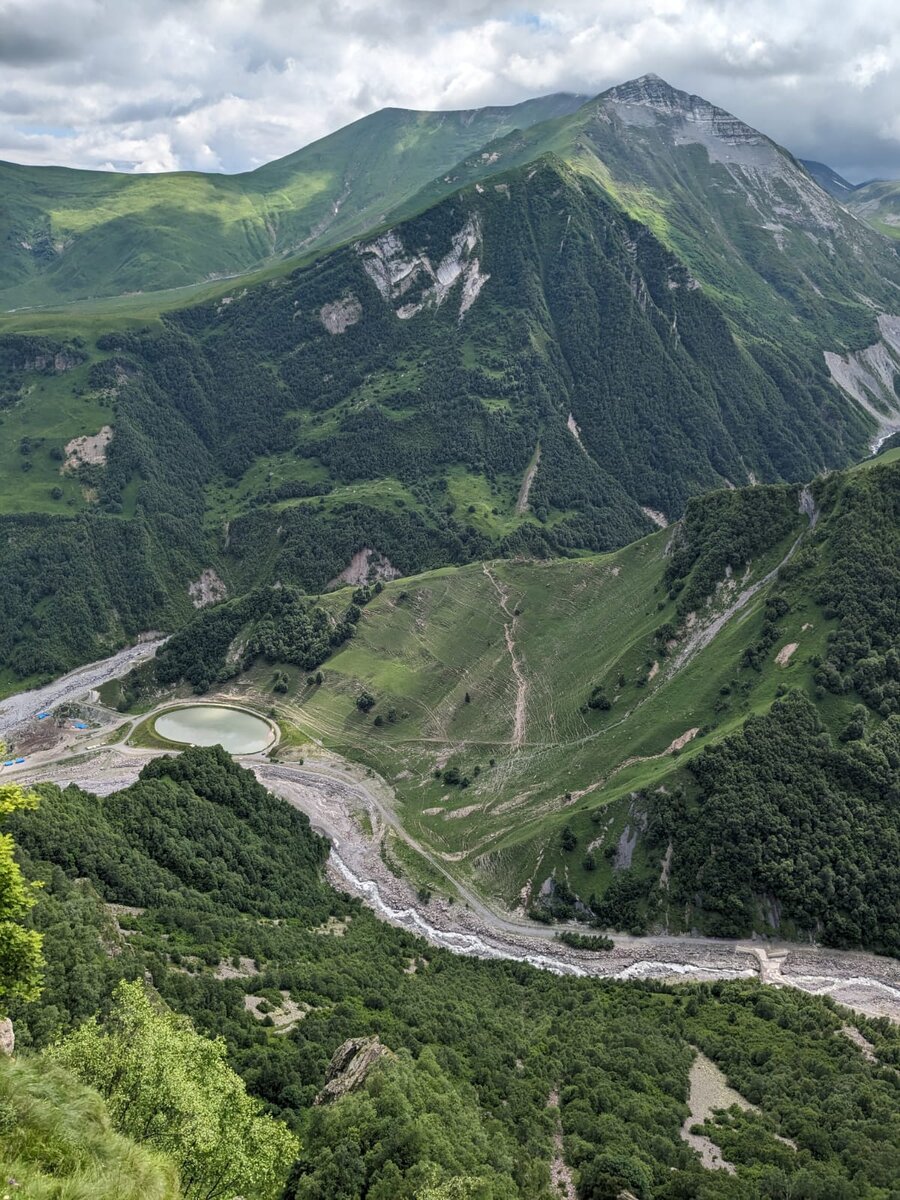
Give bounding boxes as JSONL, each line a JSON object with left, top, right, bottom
{"left": 320, "top": 294, "right": 362, "bottom": 334}
{"left": 604, "top": 74, "right": 843, "bottom": 235}
{"left": 63, "top": 425, "right": 113, "bottom": 472}
{"left": 23, "top": 350, "right": 82, "bottom": 373}
{"left": 825, "top": 314, "right": 900, "bottom": 446}
{"left": 0, "top": 1018, "right": 14, "bottom": 1056}
{"left": 315, "top": 1035, "right": 393, "bottom": 1104}
{"left": 188, "top": 568, "right": 227, "bottom": 608}
{"left": 327, "top": 548, "right": 401, "bottom": 589}
{"left": 357, "top": 215, "right": 489, "bottom": 321}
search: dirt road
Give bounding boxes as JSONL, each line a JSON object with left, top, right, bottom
{"left": 13, "top": 740, "right": 900, "bottom": 1020}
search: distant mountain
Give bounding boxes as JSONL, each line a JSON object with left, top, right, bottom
{"left": 801, "top": 159, "right": 858, "bottom": 199}
{"left": 0, "top": 93, "right": 588, "bottom": 309}
{"left": 2, "top": 75, "right": 900, "bottom": 684}
{"left": 847, "top": 178, "right": 900, "bottom": 241}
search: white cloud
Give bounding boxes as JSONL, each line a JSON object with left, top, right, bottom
{"left": 0, "top": 0, "right": 898, "bottom": 180}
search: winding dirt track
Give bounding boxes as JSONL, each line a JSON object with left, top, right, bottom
{"left": 3, "top": 623, "right": 898, "bottom": 1021}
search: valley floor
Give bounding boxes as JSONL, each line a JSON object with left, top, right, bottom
{"left": 10, "top": 725, "right": 900, "bottom": 1022}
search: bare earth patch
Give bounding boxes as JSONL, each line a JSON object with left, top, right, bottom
{"left": 641, "top": 506, "right": 669, "bottom": 528}
{"left": 566, "top": 413, "right": 586, "bottom": 452}
{"left": 63, "top": 425, "right": 112, "bottom": 471}
{"left": 482, "top": 563, "right": 528, "bottom": 746}
{"left": 214, "top": 955, "right": 259, "bottom": 980}
{"left": 666, "top": 727, "right": 699, "bottom": 754}
{"left": 312, "top": 915, "right": 352, "bottom": 937}
{"left": 320, "top": 293, "right": 362, "bottom": 333}
{"left": 680, "top": 1051, "right": 753, "bottom": 1173}
{"left": 840, "top": 1025, "right": 877, "bottom": 1062}
{"left": 515, "top": 446, "right": 541, "bottom": 514}
{"left": 188, "top": 568, "right": 227, "bottom": 608}
{"left": 547, "top": 1089, "right": 576, "bottom": 1200}
{"left": 328, "top": 547, "right": 401, "bottom": 588}
{"left": 444, "top": 803, "right": 480, "bottom": 820}
{"left": 244, "top": 990, "right": 311, "bottom": 1029}
{"left": 776, "top": 642, "right": 799, "bottom": 666}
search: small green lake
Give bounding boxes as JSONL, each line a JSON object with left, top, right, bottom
{"left": 153, "top": 705, "right": 275, "bottom": 754}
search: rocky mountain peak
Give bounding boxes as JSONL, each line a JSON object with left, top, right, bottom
{"left": 600, "top": 74, "right": 764, "bottom": 149}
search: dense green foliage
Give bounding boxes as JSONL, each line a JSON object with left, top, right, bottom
{"left": 652, "top": 692, "right": 900, "bottom": 949}
{"left": 9, "top": 747, "right": 330, "bottom": 919}
{"left": 49, "top": 979, "right": 298, "bottom": 1200}
{"left": 7, "top": 748, "right": 900, "bottom": 1198}
{"left": 0, "top": 1054, "right": 181, "bottom": 1200}
{"left": 153, "top": 585, "right": 360, "bottom": 692}
{"left": 0, "top": 782, "right": 44, "bottom": 1010}
{"left": 663, "top": 486, "right": 798, "bottom": 620}
{"left": 0, "top": 139, "right": 880, "bottom": 682}
{"left": 812, "top": 465, "right": 900, "bottom": 715}
{"left": 0, "top": 511, "right": 191, "bottom": 677}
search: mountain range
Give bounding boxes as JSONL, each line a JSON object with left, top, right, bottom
{"left": 4, "top": 70, "right": 900, "bottom": 1200}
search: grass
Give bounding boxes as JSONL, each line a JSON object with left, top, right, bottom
{"left": 0, "top": 1054, "right": 180, "bottom": 1200}
{"left": 0, "top": 361, "right": 113, "bottom": 515}
{"left": 0, "top": 94, "right": 588, "bottom": 314}
{"left": 211, "top": 504, "right": 835, "bottom": 912}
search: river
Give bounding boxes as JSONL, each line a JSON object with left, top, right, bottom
{"left": 3, "top": 649, "right": 898, "bottom": 1020}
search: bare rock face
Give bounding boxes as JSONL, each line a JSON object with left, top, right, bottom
{"left": 0, "top": 1018, "right": 14, "bottom": 1056}
{"left": 314, "top": 1035, "right": 393, "bottom": 1104}
{"left": 320, "top": 294, "right": 362, "bottom": 334}
{"left": 188, "top": 568, "right": 228, "bottom": 608}
{"left": 357, "top": 215, "right": 489, "bottom": 321}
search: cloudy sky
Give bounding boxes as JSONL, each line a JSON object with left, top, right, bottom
{"left": 1, "top": 0, "right": 898, "bottom": 181}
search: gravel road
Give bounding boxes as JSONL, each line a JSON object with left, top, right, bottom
{"left": 13, "top": 741, "right": 900, "bottom": 1020}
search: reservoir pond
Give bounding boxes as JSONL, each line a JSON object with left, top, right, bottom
{"left": 153, "top": 705, "right": 274, "bottom": 753}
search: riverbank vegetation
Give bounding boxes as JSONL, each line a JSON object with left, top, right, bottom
{"left": 4, "top": 747, "right": 900, "bottom": 1197}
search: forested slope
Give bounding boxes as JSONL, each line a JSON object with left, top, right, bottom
{"left": 5, "top": 747, "right": 900, "bottom": 1198}
{"left": 0, "top": 155, "right": 876, "bottom": 683}
{"left": 134, "top": 461, "right": 900, "bottom": 952}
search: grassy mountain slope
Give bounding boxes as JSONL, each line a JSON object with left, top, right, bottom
{"left": 147, "top": 458, "right": 900, "bottom": 950}
{"left": 848, "top": 179, "right": 900, "bottom": 241}
{"left": 7, "top": 747, "right": 900, "bottom": 1198}
{"left": 400, "top": 75, "right": 900, "bottom": 352}
{"left": 0, "top": 93, "right": 587, "bottom": 309}
{"left": 0, "top": 155, "right": 874, "bottom": 685}
{"left": 0, "top": 1055, "right": 181, "bottom": 1199}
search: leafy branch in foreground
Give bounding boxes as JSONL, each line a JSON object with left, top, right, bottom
{"left": 0, "top": 780, "right": 44, "bottom": 1010}
{"left": 48, "top": 978, "right": 298, "bottom": 1200}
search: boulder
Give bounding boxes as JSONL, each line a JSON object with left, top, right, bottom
{"left": 314, "top": 1035, "right": 393, "bottom": 1104}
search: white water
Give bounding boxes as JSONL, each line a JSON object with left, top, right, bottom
{"left": 329, "top": 851, "right": 758, "bottom": 983}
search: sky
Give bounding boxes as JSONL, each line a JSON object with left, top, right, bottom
{"left": 1, "top": 0, "right": 898, "bottom": 182}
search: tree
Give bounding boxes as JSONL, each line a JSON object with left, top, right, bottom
{"left": 48, "top": 980, "right": 298, "bottom": 1200}
{"left": 356, "top": 691, "right": 376, "bottom": 713}
{"left": 560, "top": 825, "right": 577, "bottom": 852}
{"left": 0, "top": 781, "right": 44, "bottom": 1010}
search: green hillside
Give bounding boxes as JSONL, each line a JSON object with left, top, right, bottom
{"left": 137, "top": 458, "right": 900, "bottom": 951}
{"left": 399, "top": 76, "right": 900, "bottom": 350}
{"left": 0, "top": 1055, "right": 181, "bottom": 1199}
{"left": 5, "top": 747, "right": 900, "bottom": 1198}
{"left": 0, "top": 148, "right": 879, "bottom": 685}
{"left": 0, "top": 93, "right": 586, "bottom": 309}
{"left": 848, "top": 179, "right": 900, "bottom": 240}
